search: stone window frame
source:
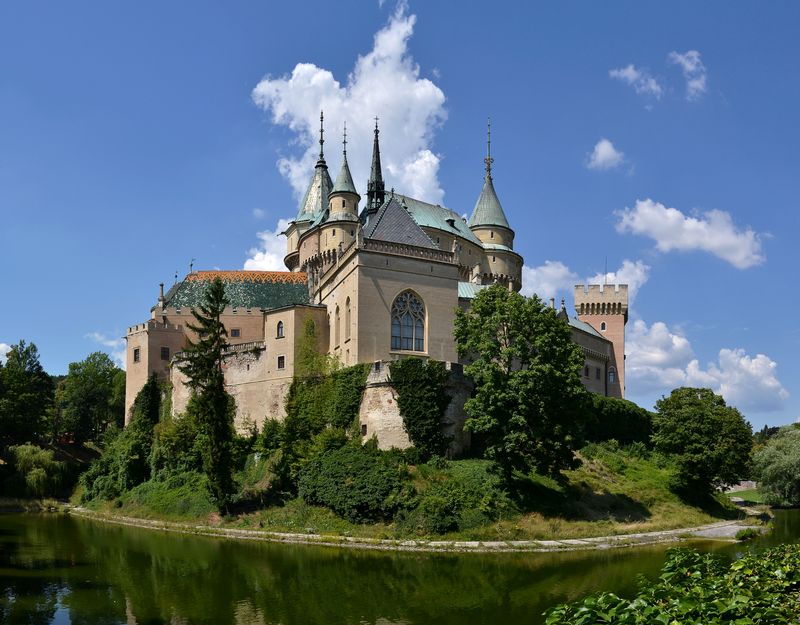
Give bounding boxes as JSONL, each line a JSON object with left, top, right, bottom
{"left": 390, "top": 290, "right": 425, "bottom": 352}
{"left": 345, "top": 297, "right": 351, "bottom": 341}
{"left": 133, "top": 347, "right": 141, "bottom": 363}
{"left": 276, "top": 321, "right": 284, "bottom": 339}
{"left": 277, "top": 355, "right": 286, "bottom": 370}
{"left": 160, "top": 346, "right": 170, "bottom": 361}
{"left": 230, "top": 328, "right": 241, "bottom": 338}
{"left": 609, "top": 367, "right": 617, "bottom": 384}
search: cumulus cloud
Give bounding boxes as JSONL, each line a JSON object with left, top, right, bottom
{"left": 86, "top": 332, "right": 126, "bottom": 370}
{"left": 252, "top": 208, "right": 266, "bottom": 219}
{"left": 251, "top": 3, "right": 447, "bottom": 204}
{"left": 586, "top": 138, "right": 625, "bottom": 171}
{"left": 587, "top": 259, "right": 651, "bottom": 307}
{"left": 521, "top": 261, "right": 578, "bottom": 301}
{"left": 0, "top": 342, "right": 10, "bottom": 363}
{"left": 244, "top": 218, "right": 292, "bottom": 271}
{"left": 626, "top": 319, "right": 788, "bottom": 413}
{"left": 609, "top": 64, "right": 663, "bottom": 99}
{"left": 668, "top": 50, "right": 707, "bottom": 100}
{"left": 615, "top": 198, "right": 764, "bottom": 269}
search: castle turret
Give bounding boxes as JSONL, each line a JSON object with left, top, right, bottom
{"left": 363, "top": 119, "right": 385, "bottom": 223}
{"left": 574, "top": 284, "right": 629, "bottom": 398}
{"left": 328, "top": 122, "right": 360, "bottom": 222}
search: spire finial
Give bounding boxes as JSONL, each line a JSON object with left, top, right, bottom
{"left": 318, "top": 111, "right": 325, "bottom": 160}
{"left": 374, "top": 116, "right": 379, "bottom": 132}
{"left": 342, "top": 121, "right": 348, "bottom": 160}
{"left": 484, "top": 117, "right": 494, "bottom": 178}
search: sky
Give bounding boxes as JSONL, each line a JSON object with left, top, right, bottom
{"left": 1, "top": 1, "right": 798, "bottom": 429}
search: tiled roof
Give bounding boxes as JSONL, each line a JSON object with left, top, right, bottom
{"left": 395, "top": 194, "right": 483, "bottom": 246}
{"left": 458, "top": 282, "right": 489, "bottom": 299}
{"left": 165, "top": 271, "right": 310, "bottom": 310}
{"left": 568, "top": 316, "right": 603, "bottom": 338}
{"left": 363, "top": 197, "right": 438, "bottom": 249}
{"left": 469, "top": 175, "right": 510, "bottom": 229}
{"left": 297, "top": 166, "right": 333, "bottom": 222}
{"left": 332, "top": 157, "right": 359, "bottom": 196}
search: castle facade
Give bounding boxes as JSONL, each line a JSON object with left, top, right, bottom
{"left": 125, "top": 117, "right": 628, "bottom": 448}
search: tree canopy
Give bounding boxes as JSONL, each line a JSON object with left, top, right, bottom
{"left": 57, "top": 351, "right": 121, "bottom": 443}
{"left": 753, "top": 425, "right": 800, "bottom": 506}
{"left": 454, "top": 285, "right": 589, "bottom": 481}
{"left": 0, "top": 341, "right": 54, "bottom": 447}
{"left": 652, "top": 387, "right": 752, "bottom": 497}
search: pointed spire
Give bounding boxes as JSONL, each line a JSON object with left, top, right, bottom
{"left": 331, "top": 121, "right": 359, "bottom": 197}
{"left": 469, "top": 119, "right": 511, "bottom": 230}
{"left": 366, "top": 116, "right": 385, "bottom": 215}
{"left": 316, "top": 111, "right": 326, "bottom": 166}
{"left": 295, "top": 111, "right": 333, "bottom": 222}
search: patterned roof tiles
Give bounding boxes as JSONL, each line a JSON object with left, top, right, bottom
{"left": 165, "top": 271, "right": 309, "bottom": 310}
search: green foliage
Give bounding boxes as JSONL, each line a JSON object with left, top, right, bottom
{"left": 118, "top": 471, "right": 216, "bottom": 519}
{"left": 177, "top": 277, "right": 236, "bottom": 513}
{"left": 454, "top": 284, "right": 589, "bottom": 481}
{"left": 0, "top": 341, "right": 54, "bottom": 446}
{"left": 397, "top": 459, "right": 513, "bottom": 535}
{"left": 753, "top": 425, "right": 800, "bottom": 506}
{"left": 585, "top": 394, "right": 653, "bottom": 446}
{"left": 298, "top": 442, "right": 409, "bottom": 523}
{"left": 57, "top": 351, "right": 122, "bottom": 443}
{"left": 735, "top": 527, "right": 760, "bottom": 541}
{"left": 653, "top": 387, "right": 752, "bottom": 498}
{"left": 150, "top": 411, "right": 203, "bottom": 476}
{"left": 5, "top": 444, "right": 66, "bottom": 497}
{"left": 389, "top": 358, "right": 451, "bottom": 459}
{"left": 545, "top": 544, "right": 800, "bottom": 624}
{"left": 80, "top": 374, "right": 163, "bottom": 501}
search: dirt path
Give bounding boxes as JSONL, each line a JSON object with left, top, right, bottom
{"left": 66, "top": 507, "right": 761, "bottom": 554}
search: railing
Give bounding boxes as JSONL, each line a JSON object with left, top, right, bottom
{"left": 361, "top": 238, "right": 455, "bottom": 263}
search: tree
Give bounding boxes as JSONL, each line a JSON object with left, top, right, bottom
{"left": 177, "top": 277, "right": 235, "bottom": 513}
{"left": 753, "top": 425, "right": 800, "bottom": 506}
{"left": 652, "top": 387, "right": 752, "bottom": 497}
{"left": 57, "top": 352, "right": 120, "bottom": 443}
{"left": 454, "top": 285, "right": 589, "bottom": 481}
{"left": 0, "top": 341, "right": 54, "bottom": 447}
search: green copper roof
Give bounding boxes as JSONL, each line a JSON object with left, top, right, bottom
{"left": 458, "top": 282, "right": 489, "bottom": 299}
{"left": 469, "top": 174, "right": 510, "bottom": 229}
{"left": 331, "top": 156, "right": 358, "bottom": 196}
{"left": 568, "top": 316, "right": 604, "bottom": 338}
{"left": 296, "top": 165, "right": 333, "bottom": 222}
{"left": 164, "top": 271, "right": 310, "bottom": 310}
{"left": 395, "top": 194, "right": 483, "bottom": 246}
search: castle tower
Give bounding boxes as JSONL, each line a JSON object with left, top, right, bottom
{"left": 328, "top": 122, "right": 360, "bottom": 221}
{"left": 573, "top": 284, "right": 629, "bottom": 398}
{"left": 284, "top": 112, "right": 333, "bottom": 271}
{"left": 364, "top": 118, "right": 385, "bottom": 223}
{"left": 468, "top": 121, "right": 522, "bottom": 290}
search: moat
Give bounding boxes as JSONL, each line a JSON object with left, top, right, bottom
{"left": 1, "top": 510, "right": 798, "bottom": 624}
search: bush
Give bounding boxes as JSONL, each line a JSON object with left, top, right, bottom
{"left": 585, "top": 395, "right": 653, "bottom": 445}
{"left": 545, "top": 544, "right": 800, "bottom": 624}
{"left": 120, "top": 471, "right": 215, "bottom": 519}
{"left": 298, "top": 443, "right": 409, "bottom": 523}
{"left": 389, "top": 358, "right": 451, "bottom": 459}
{"left": 735, "top": 527, "right": 760, "bottom": 541}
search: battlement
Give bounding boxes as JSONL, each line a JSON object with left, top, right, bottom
{"left": 574, "top": 284, "right": 629, "bottom": 316}
{"left": 128, "top": 320, "right": 184, "bottom": 334}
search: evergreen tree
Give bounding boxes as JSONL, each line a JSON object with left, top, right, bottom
{"left": 454, "top": 285, "right": 589, "bottom": 482}
{"left": 177, "top": 277, "right": 235, "bottom": 513}
{"left": 0, "top": 341, "right": 54, "bottom": 447}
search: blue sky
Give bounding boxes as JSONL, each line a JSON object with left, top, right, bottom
{"left": 1, "top": 1, "right": 797, "bottom": 428}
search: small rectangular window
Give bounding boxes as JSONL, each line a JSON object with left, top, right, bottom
{"left": 133, "top": 347, "right": 141, "bottom": 363}
{"left": 595, "top": 367, "right": 601, "bottom": 380}
{"left": 230, "top": 328, "right": 241, "bottom": 338}
{"left": 584, "top": 365, "right": 589, "bottom": 377}
{"left": 361, "top": 423, "right": 367, "bottom": 436}
{"left": 160, "top": 346, "right": 170, "bottom": 361}
{"left": 277, "top": 355, "right": 285, "bottom": 370}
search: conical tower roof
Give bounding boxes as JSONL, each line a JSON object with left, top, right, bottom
{"left": 295, "top": 112, "right": 333, "bottom": 222}
{"left": 468, "top": 121, "right": 511, "bottom": 230}
{"left": 331, "top": 122, "right": 359, "bottom": 196}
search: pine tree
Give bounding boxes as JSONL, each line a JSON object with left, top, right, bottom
{"left": 177, "top": 278, "right": 235, "bottom": 513}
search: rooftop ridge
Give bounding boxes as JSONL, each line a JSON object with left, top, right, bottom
{"left": 186, "top": 271, "right": 308, "bottom": 284}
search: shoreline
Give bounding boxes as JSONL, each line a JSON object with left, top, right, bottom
{"left": 65, "top": 506, "right": 760, "bottom": 554}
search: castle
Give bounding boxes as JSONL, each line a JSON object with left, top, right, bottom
{"left": 125, "top": 116, "right": 628, "bottom": 449}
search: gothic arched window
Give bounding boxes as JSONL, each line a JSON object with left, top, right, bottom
{"left": 609, "top": 367, "right": 616, "bottom": 384}
{"left": 277, "top": 321, "right": 284, "bottom": 338}
{"left": 335, "top": 305, "right": 341, "bottom": 346}
{"left": 391, "top": 291, "right": 425, "bottom": 351}
{"left": 345, "top": 297, "right": 351, "bottom": 340}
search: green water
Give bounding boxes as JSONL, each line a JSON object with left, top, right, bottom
{"left": 1, "top": 511, "right": 798, "bottom": 625}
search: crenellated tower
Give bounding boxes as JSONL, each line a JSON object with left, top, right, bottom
{"left": 574, "top": 284, "right": 629, "bottom": 398}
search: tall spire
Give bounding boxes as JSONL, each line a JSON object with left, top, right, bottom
{"left": 295, "top": 110, "right": 333, "bottom": 222}
{"left": 484, "top": 117, "right": 493, "bottom": 179}
{"left": 469, "top": 119, "right": 511, "bottom": 230}
{"left": 316, "top": 111, "right": 326, "bottom": 166}
{"left": 366, "top": 116, "right": 385, "bottom": 215}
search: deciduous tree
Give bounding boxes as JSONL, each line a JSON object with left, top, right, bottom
{"left": 57, "top": 352, "right": 120, "bottom": 443}
{"left": 0, "top": 341, "right": 54, "bottom": 447}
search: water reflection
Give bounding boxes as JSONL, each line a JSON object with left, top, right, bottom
{"left": 0, "top": 511, "right": 797, "bottom": 625}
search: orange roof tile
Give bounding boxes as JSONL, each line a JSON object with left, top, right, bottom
{"left": 185, "top": 271, "right": 307, "bottom": 284}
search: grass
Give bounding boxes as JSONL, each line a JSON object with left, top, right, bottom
{"left": 84, "top": 445, "right": 744, "bottom": 542}
{"left": 727, "top": 488, "right": 766, "bottom": 504}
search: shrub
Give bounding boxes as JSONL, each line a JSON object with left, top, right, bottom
{"left": 5, "top": 444, "right": 66, "bottom": 498}
{"left": 389, "top": 358, "right": 451, "bottom": 460}
{"left": 753, "top": 425, "right": 800, "bottom": 506}
{"left": 298, "top": 443, "right": 409, "bottom": 523}
{"left": 735, "top": 527, "right": 760, "bottom": 541}
{"left": 120, "top": 471, "right": 215, "bottom": 519}
{"left": 585, "top": 394, "right": 654, "bottom": 445}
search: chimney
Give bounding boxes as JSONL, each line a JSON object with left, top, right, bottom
{"left": 158, "top": 283, "right": 165, "bottom": 310}
{"left": 550, "top": 297, "right": 555, "bottom": 309}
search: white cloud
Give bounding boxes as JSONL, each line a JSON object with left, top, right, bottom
{"left": 0, "top": 342, "right": 10, "bottom": 363}
{"left": 626, "top": 318, "right": 788, "bottom": 413}
{"left": 609, "top": 64, "right": 663, "bottom": 99}
{"left": 587, "top": 259, "right": 651, "bottom": 307}
{"left": 587, "top": 138, "right": 625, "bottom": 171}
{"left": 251, "top": 3, "right": 447, "bottom": 205}
{"left": 521, "top": 261, "right": 578, "bottom": 301}
{"left": 615, "top": 198, "right": 764, "bottom": 269}
{"left": 244, "top": 218, "right": 292, "bottom": 271}
{"left": 85, "top": 332, "right": 126, "bottom": 370}
{"left": 668, "top": 50, "right": 707, "bottom": 100}
{"left": 252, "top": 208, "right": 266, "bottom": 219}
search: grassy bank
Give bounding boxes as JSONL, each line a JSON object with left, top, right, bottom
{"left": 0, "top": 497, "right": 63, "bottom": 513}
{"left": 84, "top": 443, "right": 742, "bottom": 541}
